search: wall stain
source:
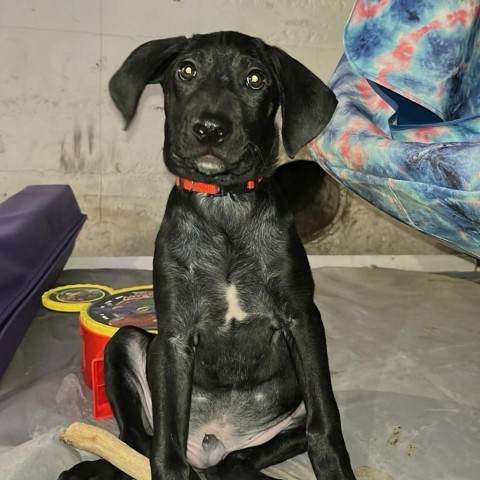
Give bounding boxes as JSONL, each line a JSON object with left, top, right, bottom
{"left": 73, "top": 126, "right": 82, "bottom": 162}
{"left": 88, "top": 124, "right": 94, "bottom": 155}
{"left": 60, "top": 123, "right": 97, "bottom": 174}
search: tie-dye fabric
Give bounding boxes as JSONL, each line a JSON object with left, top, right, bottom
{"left": 309, "top": 0, "right": 480, "bottom": 258}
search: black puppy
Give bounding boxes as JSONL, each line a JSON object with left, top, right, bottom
{"left": 60, "top": 31, "right": 354, "bottom": 480}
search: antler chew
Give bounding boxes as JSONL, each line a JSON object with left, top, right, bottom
{"left": 60, "top": 422, "right": 151, "bottom": 480}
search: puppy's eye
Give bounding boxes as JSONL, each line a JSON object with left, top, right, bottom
{"left": 178, "top": 62, "right": 197, "bottom": 81}
{"left": 246, "top": 70, "right": 265, "bottom": 90}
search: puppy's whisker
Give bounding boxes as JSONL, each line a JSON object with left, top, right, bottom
{"left": 246, "top": 142, "right": 266, "bottom": 167}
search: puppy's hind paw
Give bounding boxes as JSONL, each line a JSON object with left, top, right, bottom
{"left": 58, "top": 459, "right": 131, "bottom": 480}
{"left": 205, "top": 460, "right": 281, "bottom": 480}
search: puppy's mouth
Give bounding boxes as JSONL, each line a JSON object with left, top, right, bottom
{"left": 193, "top": 154, "right": 227, "bottom": 175}
{"left": 169, "top": 151, "right": 252, "bottom": 181}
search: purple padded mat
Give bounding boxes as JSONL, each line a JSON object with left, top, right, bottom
{"left": 0, "top": 185, "right": 86, "bottom": 378}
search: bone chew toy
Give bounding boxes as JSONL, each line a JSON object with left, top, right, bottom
{"left": 60, "top": 422, "right": 151, "bottom": 480}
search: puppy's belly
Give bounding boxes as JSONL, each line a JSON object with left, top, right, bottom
{"left": 186, "top": 402, "right": 306, "bottom": 469}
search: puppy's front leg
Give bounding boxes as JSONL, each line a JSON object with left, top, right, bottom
{"left": 147, "top": 330, "right": 200, "bottom": 480}
{"left": 282, "top": 305, "right": 355, "bottom": 480}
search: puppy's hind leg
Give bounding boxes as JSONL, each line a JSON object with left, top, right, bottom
{"left": 58, "top": 327, "right": 154, "bottom": 480}
{"left": 105, "top": 326, "right": 155, "bottom": 455}
{"left": 205, "top": 425, "right": 307, "bottom": 480}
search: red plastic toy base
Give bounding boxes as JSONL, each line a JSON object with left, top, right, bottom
{"left": 79, "top": 321, "right": 113, "bottom": 419}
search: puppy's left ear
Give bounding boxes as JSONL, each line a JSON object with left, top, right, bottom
{"left": 270, "top": 47, "right": 337, "bottom": 158}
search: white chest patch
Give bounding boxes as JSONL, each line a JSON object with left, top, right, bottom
{"left": 225, "top": 284, "right": 247, "bottom": 323}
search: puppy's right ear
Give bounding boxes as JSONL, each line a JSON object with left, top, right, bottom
{"left": 109, "top": 37, "right": 187, "bottom": 128}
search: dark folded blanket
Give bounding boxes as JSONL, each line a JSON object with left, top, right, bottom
{"left": 0, "top": 185, "right": 86, "bottom": 378}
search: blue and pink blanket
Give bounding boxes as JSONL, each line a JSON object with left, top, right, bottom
{"left": 310, "top": 0, "right": 480, "bottom": 257}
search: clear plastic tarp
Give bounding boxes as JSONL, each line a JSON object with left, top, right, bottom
{"left": 0, "top": 267, "right": 478, "bottom": 480}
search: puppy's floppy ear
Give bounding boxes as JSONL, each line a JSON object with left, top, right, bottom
{"left": 109, "top": 37, "right": 187, "bottom": 128}
{"left": 270, "top": 47, "right": 337, "bottom": 158}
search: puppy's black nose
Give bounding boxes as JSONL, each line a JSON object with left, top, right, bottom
{"left": 192, "top": 116, "right": 232, "bottom": 145}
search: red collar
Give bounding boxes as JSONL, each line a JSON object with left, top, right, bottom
{"left": 175, "top": 176, "right": 263, "bottom": 196}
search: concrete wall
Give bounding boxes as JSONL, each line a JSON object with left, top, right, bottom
{"left": 0, "top": 0, "right": 446, "bottom": 256}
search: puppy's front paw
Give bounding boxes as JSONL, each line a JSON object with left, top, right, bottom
{"left": 58, "top": 459, "right": 131, "bottom": 480}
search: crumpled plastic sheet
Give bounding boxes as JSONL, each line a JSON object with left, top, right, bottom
{"left": 0, "top": 267, "right": 479, "bottom": 480}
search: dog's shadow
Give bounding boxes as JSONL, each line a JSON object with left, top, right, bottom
{"left": 274, "top": 160, "right": 340, "bottom": 243}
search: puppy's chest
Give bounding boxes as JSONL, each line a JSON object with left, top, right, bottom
{"left": 176, "top": 228, "right": 290, "bottom": 325}
{"left": 169, "top": 218, "right": 296, "bottom": 373}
